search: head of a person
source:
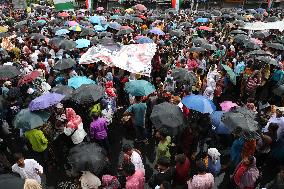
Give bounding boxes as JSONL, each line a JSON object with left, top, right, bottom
{"left": 175, "top": 154, "right": 186, "bottom": 165}
{"left": 160, "top": 181, "right": 172, "bottom": 189}
{"left": 171, "top": 96, "right": 181, "bottom": 105}
{"left": 135, "top": 96, "right": 142, "bottom": 103}
{"left": 24, "top": 179, "right": 42, "bottom": 189}
{"left": 268, "top": 123, "right": 279, "bottom": 134}
{"left": 155, "top": 128, "right": 168, "bottom": 141}
{"left": 122, "top": 144, "right": 133, "bottom": 156}
{"left": 196, "top": 160, "right": 207, "bottom": 174}
{"left": 276, "top": 109, "right": 283, "bottom": 118}
{"left": 14, "top": 153, "right": 25, "bottom": 168}
{"left": 157, "top": 157, "right": 170, "bottom": 172}
{"left": 122, "top": 162, "right": 135, "bottom": 177}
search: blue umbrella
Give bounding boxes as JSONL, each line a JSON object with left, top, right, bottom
{"left": 94, "top": 25, "right": 105, "bottom": 31}
{"left": 136, "top": 37, "right": 153, "bottom": 44}
{"left": 76, "top": 39, "right": 91, "bottom": 48}
{"left": 55, "top": 29, "right": 70, "bottom": 36}
{"left": 89, "top": 16, "right": 101, "bottom": 24}
{"left": 68, "top": 76, "right": 96, "bottom": 89}
{"left": 110, "top": 15, "right": 119, "bottom": 19}
{"left": 29, "top": 92, "right": 65, "bottom": 111}
{"left": 149, "top": 27, "right": 165, "bottom": 35}
{"left": 108, "top": 22, "right": 121, "bottom": 30}
{"left": 256, "top": 8, "right": 266, "bottom": 14}
{"left": 182, "top": 94, "right": 216, "bottom": 114}
{"left": 195, "top": 18, "right": 209, "bottom": 23}
{"left": 210, "top": 111, "right": 231, "bottom": 134}
{"left": 37, "top": 19, "right": 46, "bottom": 25}
{"left": 125, "top": 80, "right": 156, "bottom": 96}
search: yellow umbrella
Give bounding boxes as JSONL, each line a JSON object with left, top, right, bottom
{"left": 69, "top": 25, "right": 82, "bottom": 32}
{"left": 125, "top": 8, "right": 134, "bottom": 13}
{"left": 0, "top": 26, "right": 8, "bottom": 33}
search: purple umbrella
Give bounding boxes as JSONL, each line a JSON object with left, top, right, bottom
{"left": 29, "top": 92, "right": 65, "bottom": 111}
{"left": 149, "top": 27, "right": 165, "bottom": 35}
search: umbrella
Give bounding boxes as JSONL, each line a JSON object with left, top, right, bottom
{"left": 96, "top": 7, "right": 104, "bottom": 11}
{"left": 68, "top": 76, "right": 96, "bottom": 89}
{"left": 48, "top": 37, "right": 63, "bottom": 48}
{"left": 233, "top": 20, "right": 245, "bottom": 27}
{"left": 211, "top": 10, "right": 222, "bottom": 16}
{"left": 0, "top": 32, "right": 11, "bottom": 38}
{"left": 30, "top": 33, "right": 45, "bottom": 40}
{"left": 73, "top": 84, "right": 105, "bottom": 104}
{"left": 251, "top": 31, "right": 270, "bottom": 39}
{"left": 54, "top": 58, "right": 76, "bottom": 70}
{"left": 197, "top": 26, "right": 212, "bottom": 31}
{"left": 67, "top": 21, "right": 79, "bottom": 27}
{"left": 58, "top": 12, "right": 70, "bottom": 18}
{"left": 221, "top": 107, "right": 258, "bottom": 132}
{"left": 67, "top": 142, "right": 107, "bottom": 175}
{"left": 125, "top": 8, "right": 134, "bottom": 13}
{"left": 55, "top": 29, "right": 70, "bottom": 36}
{"left": 149, "top": 27, "right": 165, "bottom": 35}
{"left": 230, "top": 30, "right": 247, "bottom": 35}
{"left": 6, "top": 87, "right": 21, "bottom": 99}
{"left": 266, "top": 43, "right": 284, "bottom": 50}
{"left": 0, "top": 65, "right": 21, "bottom": 80}
{"left": 192, "top": 37, "right": 207, "bottom": 45}
{"left": 136, "top": 37, "right": 153, "bottom": 44}
{"left": 210, "top": 111, "right": 231, "bottom": 134}
{"left": 195, "top": 17, "right": 209, "bottom": 23}
{"left": 267, "top": 16, "right": 278, "bottom": 22}
{"left": 273, "top": 85, "right": 284, "bottom": 96}
{"left": 234, "top": 34, "right": 250, "bottom": 43}
{"left": 80, "top": 20, "right": 92, "bottom": 27}
{"left": 256, "top": 8, "right": 266, "bottom": 13}
{"left": 169, "top": 29, "right": 184, "bottom": 37}
{"left": 221, "top": 64, "right": 236, "bottom": 85}
{"left": 110, "top": 15, "right": 119, "bottom": 19}
{"left": 69, "top": 25, "right": 82, "bottom": 32}
{"left": 59, "top": 40, "right": 77, "bottom": 50}
{"left": 150, "top": 102, "right": 185, "bottom": 135}
{"left": 76, "top": 39, "right": 91, "bottom": 48}
{"left": 116, "top": 28, "right": 134, "bottom": 36}
{"left": 80, "top": 28, "right": 96, "bottom": 36}
{"left": 89, "top": 16, "right": 101, "bottom": 24}
{"left": 172, "top": 68, "right": 197, "bottom": 85}
{"left": 220, "top": 101, "right": 239, "bottom": 112}
{"left": 255, "top": 56, "right": 278, "bottom": 66}
{"left": 182, "top": 94, "right": 216, "bottom": 114}
{"left": 0, "top": 26, "right": 8, "bottom": 33}
{"left": 98, "top": 37, "right": 115, "bottom": 45}
{"left": 133, "top": 4, "right": 147, "bottom": 11}
{"left": 13, "top": 108, "right": 50, "bottom": 130}
{"left": 17, "top": 71, "right": 40, "bottom": 86}
{"left": 37, "top": 19, "right": 46, "bottom": 25}
{"left": 125, "top": 80, "right": 155, "bottom": 96}
{"left": 201, "top": 43, "right": 217, "bottom": 51}
{"left": 243, "top": 40, "right": 261, "bottom": 50}
{"left": 247, "top": 50, "right": 272, "bottom": 56}
{"left": 108, "top": 22, "right": 121, "bottom": 30}
{"left": 98, "top": 32, "right": 112, "bottom": 38}
{"left": 190, "top": 47, "right": 206, "bottom": 52}
{"left": 14, "top": 20, "right": 27, "bottom": 28}
{"left": 94, "top": 25, "right": 106, "bottom": 32}
{"left": 51, "top": 85, "right": 74, "bottom": 100}
{"left": 0, "top": 174, "right": 25, "bottom": 189}
{"left": 29, "top": 92, "right": 65, "bottom": 111}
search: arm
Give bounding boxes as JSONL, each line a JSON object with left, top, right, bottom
{"left": 32, "top": 160, "right": 43, "bottom": 175}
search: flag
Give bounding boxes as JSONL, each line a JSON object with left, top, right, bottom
{"left": 86, "top": 0, "right": 92, "bottom": 11}
{"left": 53, "top": 0, "right": 74, "bottom": 11}
{"left": 172, "top": 0, "right": 183, "bottom": 10}
{"left": 268, "top": 0, "right": 273, "bottom": 9}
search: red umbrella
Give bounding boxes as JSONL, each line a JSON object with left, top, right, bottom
{"left": 133, "top": 4, "right": 147, "bottom": 11}
{"left": 18, "top": 71, "right": 40, "bottom": 86}
{"left": 139, "top": 15, "right": 147, "bottom": 20}
{"left": 197, "top": 26, "right": 212, "bottom": 31}
{"left": 58, "top": 12, "right": 70, "bottom": 18}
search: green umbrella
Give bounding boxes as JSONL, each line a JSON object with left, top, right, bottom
{"left": 125, "top": 80, "right": 155, "bottom": 96}
{"left": 13, "top": 109, "right": 50, "bottom": 130}
{"left": 221, "top": 64, "right": 236, "bottom": 85}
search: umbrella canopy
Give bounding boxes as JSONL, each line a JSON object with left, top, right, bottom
{"left": 89, "top": 16, "right": 101, "bottom": 24}
{"left": 195, "top": 17, "right": 209, "bottom": 23}
{"left": 197, "top": 26, "right": 212, "bottom": 31}
{"left": 243, "top": 40, "right": 261, "bottom": 50}
{"left": 201, "top": 43, "right": 217, "bottom": 51}
{"left": 221, "top": 107, "right": 258, "bottom": 131}
{"left": 0, "top": 26, "right": 8, "bottom": 33}
{"left": 251, "top": 31, "right": 270, "bottom": 39}
{"left": 80, "top": 28, "right": 96, "bottom": 36}
{"left": 29, "top": 92, "right": 65, "bottom": 111}
{"left": 59, "top": 40, "right": 77, "bottom": 50}
{"left": 210, "top": 111, "right": 231, "bottom": 134}
{"left": 108, "top": 22, "right": 121, "bottom": 30}
{"left": 0, "top": 65, "right": 21, "bottom": 80}
{"left": 150, "top": 102, "right": 185, "bottom": 135}
{"left": 94, "top": 25, "right": 105, "bottom": 32}
{"left": 96, "top": 6, "right": 104, "bottom": 11}
{"left": 0, "top": 174, "right": 25, "bottom": 189}
{"left": 67, "top": 21, "right": 79, "bottom": 27}
{"left": 211, "top": 10, "right": 222, "bottom": 16}
{"left": 220, "top": 101, "right": 239, "bottom": 112}
{"left": 172, "top": 68, "right": 197, "bottom": 85}
{"left": 149, "top": 27, "right": 165, "bottom": 35}
{"left": 58, "top": 12, "right": 70, "bottom": 18}
{"left": 76, "top": 39, "right": 91, "bottom": 48}
{"left": 68, "top": 76, "right": 96, "bottom": 89}
{"left": 273, "top": 85, "right": 284, "bottom": 96}
{"left": 51, "top": 85, "right": 74, "bottom": 100}
{"left": 30, "top": 33, "right": 45, "bottom": 40}
{"left": 98, "top": 32, "right": 113, "bottom": 38}
{"left": 169, "top": 29, "right": 184, "bottom": 37}
{"left": 230, "top": 30, "right": 247, "bottom": 35}
{"left": 182, "top": 94, "right": 216, "bottom": 114}
{"left": 72, "top": 84, "right": 105, "bottom": 104}
{"left": 54, "top": 58, "right": 76, "bottom": 70}
{"left": 125, "top": 80, "right": 155, "bottom": 96}
{"left": 255, "top": 56, "right": 278, "bottom": 66}
{"left": 133, "top": 4, "right": 147, "bottom": 11}
{"left": 136, "top": 37, "right": 153, "bottom": 44}
{"left": 192, "top": 37, "right": 207, "bottom": 45}
{"left": 13, "top": 109, "right": 50, "bottom": 130}
{"left": 221, "top": 64, "right": 236, "bottom": 85}
{"left": 266, "top": 43, "right": 284, "bottom": 50}
{"left": 234, "top": 34, "right": 250, "bottom": 43}
{"left": 190, "top": 47, "right": 206, "bottom": 52}
{"left": 69, "top": 25, "right": 82, "bottom": 32}
{"left": 247, "top": 50, "right": 272, "bottom": 56}
{"left": 18, "top": 71, "right": 40, "bottom": 86}
{"left": 48, "top": 37, "right": 64, "bottom": 47}
{"left": 116, "top": 28, "right": 134, "bottom": 36}
{"left": 67, "top": 142, "right": 107, "bottom": 175}
{"left": 55, "top": 29, "right": 70, "bottom": 36}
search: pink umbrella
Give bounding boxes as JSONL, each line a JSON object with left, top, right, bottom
{"left": 220, "top": 101, "right": 239, "bottom": 112}
{"left": 68, "top": 21, "right": 79, "bottom": 27}
{"left": 96, "top": 7, "right": 104, "bottom": 11}
{"left": 251, "top": 38, "right": 263, "bottom": 46}
{"left": 134, "top": 35, "right": 145, "bottom": 40}
{"left": 133, "top": 4, "right": 147, "bottom": 11}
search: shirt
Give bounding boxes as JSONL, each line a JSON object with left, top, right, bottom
{"left": 90, "top": 118, "right": 108, "bottom": 140}
{"left": 131, "top": 151, "right": 145, "bottom": 173}
{"left": 126, "top": 169, "right": 145, "bottom": 189}
{"left": 25, "top": 129, "right": 48, "bottom": 153}
{"left": 12, "top": 159, "right": 43, "bottom": 184}
{"left": 187, "top": 173, "right": 214, "bottom": 189}
{"left": 126, "top": 103, "right": 147, "bottom": 127}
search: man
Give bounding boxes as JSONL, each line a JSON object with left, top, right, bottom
{"left": 12, "top": 153, "right": 43, "bottom": 184}
{"left": 124, "top": 96, "right": 147, "bottom": 143}
{"left": 123, "top": 162, "right": 145, "bottom": 189}
{"left": 122, "top": 144, "right": 145, "bottom": 173}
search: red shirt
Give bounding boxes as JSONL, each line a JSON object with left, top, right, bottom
{"left": 175, "top": 157, "right": 190, "bottom": 185}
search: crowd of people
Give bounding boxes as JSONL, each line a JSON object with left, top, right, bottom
{"left": 1, "top": 1, "right": 284, "bottom": 189}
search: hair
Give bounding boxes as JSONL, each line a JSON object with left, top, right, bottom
{"left": 123, "top": 162, "right": 136, "bottom": 176}
{"left": 175, "top": 154, "right": 186, "bottom": 164}
{"left": 13, "top": 152, "right": 24, "bottom": 162}
{"left": 196, "top": 160, "right": 207, "bottom": 173}
{"left": 158, "top": 128, "right": 169, "bottom": 139}
{"left": 157, "top": 157, "right": 170, "bottom": 168}
{"left": 135, "top": 96, "right": 142, "bottom": 102}
{"left": 161, "top": 181, "right": 172, "bottom": 189}
{"left": 122, "top": 144, "right": 132, "bottom": 153}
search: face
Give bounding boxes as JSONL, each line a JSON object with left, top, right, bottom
{"left": 17, "top": 158, "right": 25, "bottom": 168}
{"left": 160, "top": 184, "right": 166, "bottom": 189}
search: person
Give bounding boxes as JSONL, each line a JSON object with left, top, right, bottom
{"left": 101, "top": 174, "right": 121, "bottom": 189}
{"left": 80, "top": 171, "right": 101, "bottom": 189}
{"left": 266, "top": 166, "right": 284, "bottom": 189}
{"left": 123, "top": 162, "right": 145, "bottom": 189}
{"left": 187, "top": 161, "right": 214, "bottom": 189}
{"left": 155, "top": 128, "right": 172, "bottom": 164}
{"left": 24, "top": 179, "right": 42, "bottom": 189}
{"left": 124, "top": 96, "right": 148, "bottom": 143}
{"left": 205, "top": 148, "right": 221, "bottom": 176}
{"left": 233, "top": 156, "right": 260, "bottom": 189}
{"left": 12, "top": 153, "right": 43, "bottom": 184}
{"left": 149, "top": 157, "right": 175, "bottom": 189}
{"left": 122, "top": 144, "right": 145, "bottom": 173}
{"left": 174, "top": 154, "right": 190, "bottom": 187}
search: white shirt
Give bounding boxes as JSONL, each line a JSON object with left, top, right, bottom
{"left": 264, "top": 114, "right": 284, "bottom": 140}
{"left": 12, "top": 159, "right": 43, "bottom": 184}
{"left": 131, "top": 151, "right": 145, "bottom": 173}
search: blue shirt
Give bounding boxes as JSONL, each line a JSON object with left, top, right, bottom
{"left": 234, "top": 61, "right": 245, "bottom": 76}
{"left": 208, "top": 158, "right": 221, "bottom": 176}
{"left": 230, "top": 138, "right": 244, "bottom": 167}
{"left": 271, "top": 69, "right": 284, "bottom": 85}
{"left": 126, "top": 103, "right": 147, "bottom": 127}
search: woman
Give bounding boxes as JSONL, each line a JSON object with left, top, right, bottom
{"left": 204, "top": 148, "right": 221, "bottom": 177}
{"left": 233, "top": 156, "right": 260, "bottom": 189}
{"left": 174, "top": 154, "right": 190, "bottom": 187}
{"left": 187, "top": 161, "right": 214, "bottom": 189}
{"left": 24, "top": 179, "right": 42, "bottom": 189}
{"left": 155, "top": 128, "right": 171, "bottom": 164}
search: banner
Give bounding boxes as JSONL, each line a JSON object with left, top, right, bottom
{"left": 243, "top": 21, "right": 284, "bottom": 31}
{"left": 12, "top": 0, "right": 27, "bottom": 9}
{"left": 53, "top": 0, "right": 74, "bottom": 11}
{"left": 79, "top": 43, "right": 157, "bottom": 77}
{"left": 172, "top": 0, "right": 183, "bottom": 10}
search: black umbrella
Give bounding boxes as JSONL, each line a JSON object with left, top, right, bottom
{"left": 190, "top": 47, "right": 206, "bottom": 52}
{"left": 243, "top": 40, "right": 261, "bottom": 50}
{"left": 50, "top": 19, "right": 63, "bottom": 26}
{"left": 221, "top": 107, "right": 258, "bottom": 132}
{"left": 14, "top": 20, "right": 27, "bottom": 29}
{"left": 48, "top": 37, "right": 64, "bottom": 47}
{"left": 230, "top": 30, "right": 247, "bottom": 35}
{"left": 99, "top": 37, "right": 115, "bottom": 45}
{"left": 7, "top": 87, "right": 21, "bottom": 99}
{"left": 211, "top": 10, "right": 222, "bottom": 16}
{"left": 266, "top": 43, "right": 284, "bottom": 50}
{"left": 67, "top": 142, "right": 108, "bottom": 176}
{"left": 242, "top": 130, "right": 261, "bottom": 140}
{"left": 233, "top": 20, "right": 245, "bottom": 26}
{"left": 73, "top": 84, "right": 105, "bottom": 104}
{"left": 0, "top": 174, "right": 25, "bottom": 189}
{"left": 172, "top": 68, "right": 197, "bottom": 85}
{"left": 255, "top": 56, "right": 278, "bottom": 66}
{"left": 98, "top": 32, "right": 113, "bottom": 38}
{"left": 116, "top": 29, "right": 133, "bottom": 36}
{"left": 51, "top": 85, "right": 74, "bottom": 100}
{"left": 0, "top": 32, "right": 11, "bottom": 38}
{"left": 30, "top": 33, "right": 45, "bottom": 40}
{"left": 150, "top": 102, "right": 185, "bottom": 135}
{"left": 179, "top": 22, "right": 192, "bottom": 28}
{"left": 201, "top": 43, "right": 217, "bottom": 51}
{"left": 169, "top": 29, "right": 184, "bottom": 37}
{"left": 80, "top": 28, "right": 96, "bottom": 36}
{"left": 251, "top": 31, "right": 270, "bottom": 39}
{"left": 273, "top": 85, "right": 284, "bottom": 96}
{"left": 54, "top": 58, "right": 76, "bottom": 70}
{"left": 267, "top": 16, "right": 279, "bottom": 22}
{"left": 79, "top": 20, "right": 92, "bottom": 27}
{"left": 234, "top": 34, "right": 250, "bottom": 43}
{"left": 192, "top": 37, "right": 207, "bottom": 45}
{"left": 247, "top": 50, "right": 272, "bottom": 56}
{"left": 278, "top": 37, "right": 284, "bottom": 44}
{"left": 0, "top": 65, "right": 21, "bottom": 80}
{"left": 131, "top": 17, "right": 143, "bottom": 23}
{"left": 59, "top": 40, "right": 77, "bottom": 50}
